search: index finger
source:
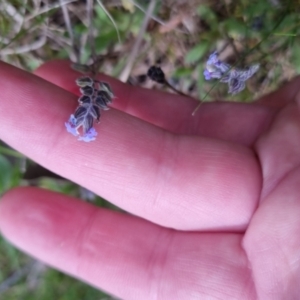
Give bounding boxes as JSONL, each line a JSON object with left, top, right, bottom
{"left": 0, "top": 62, "right": 261, "bottom": 230}
{"left": 35, "top": 60, "right": 274, "bottom": 147}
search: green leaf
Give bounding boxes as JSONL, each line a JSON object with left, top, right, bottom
{"left": 38, "top": 177, "right": 78, "bottom": 196}
{"left": 222, "top": 18, "right": 247, "bottom": 38}
{"left": 197, "top": 65, "right": 206, "bottom": 99}
{"left": 95, "top": 31, "right": 119, "bottom": 52}
{"left": 172, "top": 67, "right": 193, "bottom": 78}
{"left": 185, "top": 41, "right": 209, "bottom": 64}
{"left": 197, "top": 5, "right": 218, "bottom": 30}
{"left": 0, "top": 154, "right": 13, "bottom": 194}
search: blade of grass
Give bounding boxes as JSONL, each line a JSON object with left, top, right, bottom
{"left": 119, "top": 0, "right": 156, "bottom": 82}
{"left": 96, "top": 0, "right": 121, "bottom": 43}
{"left": 0, "top": 146, "right": 24, "bottom": 158}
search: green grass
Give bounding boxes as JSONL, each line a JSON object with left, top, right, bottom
{"left": 0, "top": 235, "right": 107, "bottom": 300}
{"left": 1, "top": 0, "right": 300, "bottom": 298}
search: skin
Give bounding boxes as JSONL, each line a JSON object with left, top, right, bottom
{"left": 0, "top": 60, "right": 300, "bottom": 299}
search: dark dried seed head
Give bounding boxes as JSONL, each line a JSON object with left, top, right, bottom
{"left": 147, "top": 66, "right": 165, "bottom": 84}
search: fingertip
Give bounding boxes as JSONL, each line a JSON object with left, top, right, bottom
{"left": 0, "top": 187, "right": 103, "bottom": 278}
{"left": 0, "top": 187, "right": 21, "bottom": 231}
{"left": 0, "top": 186, "right": 33, "bottom": 218}
{"left": 0, "top": 187, "right": 38, "bottom": 244}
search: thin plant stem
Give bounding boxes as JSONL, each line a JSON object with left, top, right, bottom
{"left": 119, "top": 0, "right": 156, "bottom": 82}
{"left": 164, "top": 80, "right": 191, "bottom": 97}
{"left": 96, "top": 0, "right": 121, "bottom": 43}
{"left": 0, "top": 146, "right": 24, "bottom": 158}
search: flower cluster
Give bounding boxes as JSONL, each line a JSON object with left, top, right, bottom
{"left": 65, "top": 77, "right": 114, "bottom": 142}
{"left": 203, "top": 52, "right": 259, "bottom": 95}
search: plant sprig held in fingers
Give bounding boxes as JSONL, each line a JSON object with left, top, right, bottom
{"left": 65, "top": 77, "right": 114, "bottom": 142}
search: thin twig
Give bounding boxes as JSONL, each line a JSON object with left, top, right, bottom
{"left": 96, "top": 0, "right": 121, "bottom": 43}
{"left": 1, "top": 0, "right": 24, "bottom": 24}
{"left": 0, "top": 35, "right": 46, "bottom": 55}
{"left": 87, "top": 0, "right": 95, "bottom": 63}
{"left": 60, "top": 0, "right": 78, "bottom": 62}
{"left": 0, "top": 0, "right": 26, "bottom": 40}
{"left": 46, "top": 28, "right": 73, "bottom": 46}
{"left": 164, "top": 81, "right": 191, "bottom": 97}
{"left": 26, "top": 0, "right": 78, "bottom": 21}
{"left": 224, "top": 32, "right": 240, "bottom": 58}
{"left": 119, "top": 0, "right": 156, "bottom": 82}
{"left": 60, "top": 0, "right": 73, "bottom": 42}
{"left": 127, "top": 0, "right": 166, "bottom": 27}
{"left": 127, "top": 0, "right": 188, "bottom": 34}
{"left": 0, "top": 36, "right": 10, "bottom": 44}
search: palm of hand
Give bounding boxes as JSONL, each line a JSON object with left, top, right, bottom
{"left": 0, "top": 60, "right": 300, "bottom": 300}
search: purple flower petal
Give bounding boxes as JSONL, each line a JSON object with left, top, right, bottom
{"left": 69, "top": 114, "right": 77, "bottom": 126}
{"left": 228, "top": 69, "right": 240, "bottom": 79}
{"left": 220, "top": 74, "right": 231, "bottom": 83}
{"left": 237, "top": 64, "right": 260, "bottom": 81}
{"left": 78, "top": 127, "right": 98, "bottom": 142}
{"left": 65, "top": 115, "right": 79, "bottom": 136}
{"left": 204, "top": 69, "right": 223, "bottom": 81}
{"left": 209, "top": 71, "right": 223, "bottom": 79}
{"left": 215, "top": 62, "right": 231, "bottom": 73}
{"left": 207, "top": 51, "right": 219, "bottom": 65}
{"left": 203, "top": 69, "right": 211, "bottom": 80}
{"left": 228, "top": 78, "right": 246, "bottom": 94}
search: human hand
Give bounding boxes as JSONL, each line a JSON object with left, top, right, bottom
{"left": 0, "top": 60, "right": 300, "bottom": 299}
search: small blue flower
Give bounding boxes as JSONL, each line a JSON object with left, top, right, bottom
{"left": 216, "top": 62, "right": 230, "bottom": 73}
{"left": 236, "top": 64, "right": 260, "bottom": 82}
{"left": 78, "top": 127, "right": 98, "bottom": 142}
{"left": 203, "top": 52, "right": 259, "bottom": 95}
{"left": 204, "top": 52, "right": 230, "bottom": 81}
{"left": 203, "top": 69, "right": 212, "bottom": 80}
{"left": 65, "top": 115, "right": 79, "bottom": 136}
{"left": 228, "top": 78, "right": 246, "bottom": 95}
{"left": 65, "top": 114, "right": 98, "bottom": 143}
{"left": 204, "top": 70, "right": 223, "bottom": 80}
{"left": 207, "top": 51, "right": 219, "bottom": 65}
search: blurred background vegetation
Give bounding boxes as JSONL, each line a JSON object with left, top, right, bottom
{"left": 0, "top": 0, "right": 300, "bottom": 298}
